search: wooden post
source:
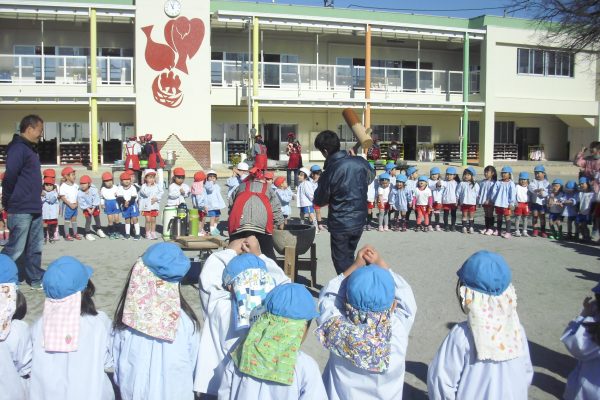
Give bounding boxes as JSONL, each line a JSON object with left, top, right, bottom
{"left": 284, "top": 246, "right": 296, "bottom": 281}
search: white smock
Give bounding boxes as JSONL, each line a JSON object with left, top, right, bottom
{"left": 29, "top": 311, "right": 114, "bottom": 400}
{"left": 193, "top": 249, "right": 290, "bottom": 395}
{"left": 318, "top": 271, "right": 417, "bottom": 400}
{"left": 561, "top": 315, "right": 600, "bottom": 400}
{"left": 112, "top": 312, "right": 199, "bottom": 400}
{"left": 427, "top": 321, "right": 533, "bottom": 400}
{"left": 217, "top": 351, "right": 327, "bottom": 400}
{"left": 0, "top": 319, "right": 31, "bottom": 400}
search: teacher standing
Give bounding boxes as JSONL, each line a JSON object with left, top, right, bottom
{"left": 313, "top": 130, "right": 375, "bottom": 275}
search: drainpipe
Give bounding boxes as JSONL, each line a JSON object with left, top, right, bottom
{"left": 462, "top": 32, "right": 470, "bottom": 166}
{"left": 90, "top": 8, "right": 98, "bottom": 171}
{"left": 365, "top": 24, "right": 371, "bottom": 129}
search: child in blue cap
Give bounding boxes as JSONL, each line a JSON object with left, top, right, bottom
{"left": 412, "top": 175, "right": 433, "bottom": 232}
{"left": 112, "top": 243, "right": 200, "bottom": 400}
{"left": 377, "top": 173, "right": 392, "bottom": 231}
{"left": 562, "top": 180, "right": 579, "bottom": 240}
{"left": 296, "top": 168, "right": 318, "bottom": 230}
{"left": 218, "top": 283, "right": 326, "bottom": 399}
{"left": 440, "top": 167, "right": 460, "bottom": 231}
{"left": 316, "top": 245, "right": 417, "bottom": 400}
{"left": 404, "top": 166, "right": 419, "bottom": 227}
{"left": 577, "top": 177, "right": 594, "bottom": 242}
{"left": 389, "top": 175, "right": 410, "bottom": 231}
{"left": 561, "top": 281, "right": 600, "bottom": 400}
{"left": 478, "top": 165, "right": 497, "bottom": 234}
{"left": 0, "top": 254, "right": 31, "bottom": 400}
{"left": 428, "top": 251, "right": 533, "bottom": 400}
{"left": 547, "top": 178, "right": 565, "bottom": 240}
{"left": 529, "top": 165, "right": 549, "bottom": 237}
{"left": 428, "top": 167, "right": 444, "bottom": 231}
{"left": 30, "top": 256, "right": 113, "bottom": 400}
{"left": 490, "top": 166, "right": 516, "bottom": 238}
{"left": 514, "top": 172, "right": 531, "bottom": 237}
{"left": 310, "top": 165, "right": 327, "bottom": 231}
{"left": 456, "top": 167, "right": 479, "bottom": 234}
{"left": 194, "top": 234, "right": 290, "bottom": 396}
{"left": 365, "top": 163, "right": 377, "bottom": 231}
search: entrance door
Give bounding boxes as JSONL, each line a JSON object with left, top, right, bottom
{"left": 403, "top": 125, "right": 417, "bottom": 160}
{"left": 263, "top": 124, "right": 280, "bottom": 160}
{"left": 516, "top": 127, "right": 540, "bottom": 160}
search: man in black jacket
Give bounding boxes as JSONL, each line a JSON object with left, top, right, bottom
{"left": 313, "top": 130, "right": 375, "bottom": 274}
{"left": 1, "top": 115, "right": 45, "bottom": 288}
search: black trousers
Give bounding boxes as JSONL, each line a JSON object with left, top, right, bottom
{"left": 330, "top": 228, "right": 363, "bottom": 275}
{"left": 257, "top": 233, "right": 277, "bottom": 261}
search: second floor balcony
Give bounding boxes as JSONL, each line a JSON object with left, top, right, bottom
{"left": 211, "top": 60, "right": 480, "bottom": 99}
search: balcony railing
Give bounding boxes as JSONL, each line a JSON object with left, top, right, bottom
{"left": 211, "top": 60, "right": 480, "bottom": 95}
{"left": 0, "top": 54, "right": 133, "bottom": 85}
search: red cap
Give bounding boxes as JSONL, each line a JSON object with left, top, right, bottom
{"left": 145, "top": 134, "right": 153, "bottom": 141}
{"left": 274, "top": 176, "right": 286, "bottom": 187}
{"left": 61, "top": 166, "right": 75, "bottom": 176}
{"left": 101, "top": 172, "right": 113, "bottom": 181}
{"left": 43, "top": 177, "right": 55, "bottom": 185}
{"left": 125, "top": 169, "right": 135, "bottom": 177}
{"left": 43, "top": 168, "right": 56, "bottom": 178}
{"left": 120, "top": 172, "right": 131, "bottom": 181}
{"left": 264, "top": 171, "right": 274, "bottom": 179}
{"left": 194, "top": 171, "right": 206, "bottom": 182}
{"left": 79, "top": 175, "right": 92, "bottom": 184}
{"left": 173, "top": 167, "right": 185, "bottom": 176}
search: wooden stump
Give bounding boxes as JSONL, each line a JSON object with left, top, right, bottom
{"left": 284, "top": 245, "right": 296, "bottom": 281}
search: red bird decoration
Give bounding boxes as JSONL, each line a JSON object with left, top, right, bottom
{"left": 142, "top": 25, "right": 176, "bottom": 72}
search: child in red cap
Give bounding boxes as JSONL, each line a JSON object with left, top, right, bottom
{"left": 100, "top": 172, "right": 122, "bottom": 239}
{"left": 167, "top": 167, "right": 190, "bottom": 207}
{"left": 42, "top": 169, "right": 59, "bottom": 241}
{"left": 191, "top": 171, "right": 208, "bottom": 236}
{"left": 274, "top": 176, "right": 292, "bottom": 224}
{"left": 139, "top": 169, "right": 163, "bottom": 240}
{"left": 117, "top": 172, "right": 141, "bottom": 240}
{"left": 58, "top": 166, "right": 81, "bottom": 240}
{"left": 41, "top": 176, "right": 59, "bottom": 243}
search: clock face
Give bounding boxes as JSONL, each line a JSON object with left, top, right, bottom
{"left": 164, "top": 0, "right": 181, "bottom": 18}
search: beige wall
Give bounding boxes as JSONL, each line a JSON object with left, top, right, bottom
{"left": 135, "top": 2, "right": 211, "bottom": 142}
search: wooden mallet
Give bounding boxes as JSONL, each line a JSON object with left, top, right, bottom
{"left": 342, "top": 108, "right": 373, "bottom": 154}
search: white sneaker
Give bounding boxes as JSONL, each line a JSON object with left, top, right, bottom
{"left": 514, "top": 231, "right": 522, "bottom": 237}
{"left": 428, "top": 225, "right": 434, "bottom": 232}
{"left": 522, "top": 230, "right": 530, "bottom": 237}
{"left": 85, "top": 233, "right": 96, "bottom": 241}
{"left": 435, "top": 225, "right": 442, "bottom": 232}
{"left": 484, "top": 229, "right": 494, "bottom": 236}
{"left": 469, "top": 227, "right": 475, "bottom": 234}
{"left": 462, "top": 227, "right": 468, "bottom": 233}
{"left": 96, "top": 229, "right": 106, "bottom": 238}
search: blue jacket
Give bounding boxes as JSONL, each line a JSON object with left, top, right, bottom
{"left": 314, "top": 151, "right": 375, "bottom": 232}
{"left": 2, "top": 134, "right": 42, "bottom": 214}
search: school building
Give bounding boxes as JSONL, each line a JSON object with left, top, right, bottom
{"left": 0, "top": 0, "right": 598, "bottom": 169}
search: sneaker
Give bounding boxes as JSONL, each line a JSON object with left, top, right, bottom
{"left": 30, "top": 282, "right": 43, "bottom": 291}
{"left": 540, "top": 231, "right": 548, "bottom": 238}
{"left": 435, "top": 225, "right": 442, "bottom": 232}
{"left": 74, "top": 234, "right": 83, "bottom": 240}
{"left": 133, "top": 235, "right": 141, "bottom": 241}
{"left": 423, "top": 226, "right": 429, "bottom": 233}
{"left": 123, "top": 234, "right": 131, "bottom": 240}
{"left": 479, "top": 228, "right": 487, "bottom": 234}
{"left": 378, "top": 227, "right": 384, "bottom": 232}
{"left": 151, "top": 232, "right": 159, "bottom": 240}
{"left": 108, "top": 233, "right": 116, "bottom": 240}
{"left": 502, "top": 232, "right": 512, "bottom": 239}
{"left": 428, "top": 225, "right": 434, "bottom": 232}
{"left": 462, "top": 227, "right": 468, "bottom": 234}
{"left": 198, "top": 230, "right": 206, "bottom": 237}
{"left": 319, "top": 224, "right": 328, "bottom": 231}
{"left": 146, "top": 233, "right": 152, "bottom": 240}
{"left": 514, "top": 230, "right": 522, "bottom": 237}
{"left": 469, "top": 227, "right": 475, "bottom": 234}
{"left": 383, "top": 226, "right": 390, "bottom": 232}
{"left": 365, "top": 225, "right": 371, "bottom": 231}
{"left": 85, "top": 233, "right": 96, "bottom": 241}
{"left": 532, "top": 229, "right": 539, "bottom": 237}
{"left": 210, "top": 228, "right": 220, "bottom": 236}
{"left": 483, "top": 229, "right": 492, "bottom": 236}
{"left": 522, "top": 231, "right": 530, "bottom": 237}
{"left": 492, "top": 230, "right": 498, "bottom": 236}
{"left": 450, "top": 225, "right": 456, "bottom": 232}
{"left": 49, "top": 237, "right": 55, "bottom": 244}
{"left": 65, "top": 235, "right": 74, "bottom": 241}
{"left": 414, "top": 226, "right": 419, "bottom": 232}
{"left": 96, "top": 229, "right": 106, "bottom": 238}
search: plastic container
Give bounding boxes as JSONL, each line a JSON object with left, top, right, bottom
{"left": 189, "top": 208, "right": 199, "bottom": 236}
{"left": 162, "top": 206, "right": 177, "bottom": 239}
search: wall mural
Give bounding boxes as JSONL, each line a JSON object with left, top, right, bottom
{"left": 141, "top": 16, "right": 205, "bottom": 108}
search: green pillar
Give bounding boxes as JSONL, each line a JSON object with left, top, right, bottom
{"left": 462, "top": 32, "right": 470, "bottom": 166}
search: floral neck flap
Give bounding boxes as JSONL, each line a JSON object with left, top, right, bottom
{"left": 233, "top": 312, "right": 306, "bottom": 386}
{"left": 460, "top": 284, "right": 523, "bottom": 362}
{"left": 0, "top": 283, "right": 16, "bottom": 341}
{"left": 315, "top": 302, "right": 392, "bottom": 373}
{"left": 122, "top": 259, "right": 181, "bottom": 342}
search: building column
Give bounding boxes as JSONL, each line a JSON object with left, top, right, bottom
{"left": 365, "top": 24, "right": 371, "bottom": 129}
{"left": 252, "top": 17, "right": 260, "bottom": 133}
{"left": 90, "top": 8, "right": 98, "bottom": 171}
{"left": 461, "top": 32, "right": 469, "bottom": 166}
{"left": 481, "top": 106, "right": 495, "bottom": 166}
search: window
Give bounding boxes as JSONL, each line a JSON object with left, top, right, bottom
{"left": 371, "top": 125, "right": 401, "bottom": 142}
{"left": 337, "top": 124, "right": 357, "bottom": 143}
{"left": 494, "top": 121, "right": 515, "bottom": 144}
{"left": 59, "top": 122, "right": 89, "bottom": 143}
{"left": 517, "top": 48, "right": 574, "bottom": 77}
{"left": 417, "top": 126, "right": 432, "bottom": 143}
{"left": 468, "top": 121, "right": 480, "bottom": 144}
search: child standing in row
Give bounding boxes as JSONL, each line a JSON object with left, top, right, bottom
{"left": 297, "top": 168, "right": 317, "bottom": 229}
{"left": 377, "top": 173, "right": 391, "bottom": 231}
{"left": 139, "top": 169, "right": 164, "bottom": 240}
{"left": 43, "top": 169, "right": 59, "bottom": 242}
{"left": 167, "top": 167, "right": 190, "bottom": 207}
{"left": 577, "top": 177, "right": 595, "bottom": 242}
{"left": 100, "top": 172, "right": 121, "bottom": 240}
{"left": 191, "top": 171, "right": 208, "bottom": 236}
{"left": 389, "top": 175, "right": 410, "bottom": 232}
{"left": 59, "top": 167, "right": 81, "bottom": 241}
{"left": 404, "top": 166, "right": 419, "bottom": 226}
{"left": 428, "top": 167, "right": 443, "bottom": 231}
{"left": 563, "top": 180, "right": 579, "bottom": 240}
{"left": 274, "top": 176, "right": 293, "bottom": 224}
{"left": 456, "top": 167, "right": 479, "bottom": 234}
{"left": 117, "top": 172, "right": 140, "bottom": 240}
{"left": 42, "top": 176, "right": 60, "bottom": 244}
{"left": 529, "top": 165, "right": 549, "bottom": 238}
{"left": 412, "top": 176, "right": 433, "bottom": 232}
{"left": 547, "top": 179, "right": 565, "bottom": 240}
{"left": 205, "top": 170, "right": 226, "bottom": 236}
{"left": 479, "top": 166, "right": 497, "bottom": 235}
{"left": 491, "top": 166, "right": 516, "bottom": 239}
{"left": 441, "top": 167, "right": 459, "bottom": 232}
{"left": 514, "top": 172, "right": 531, "bottom": 237}
{"left": 78, "top": 175, "right": 105, "bottom": 241}
{"left": 366, "top": 165, "right": 377, "bottom": 231}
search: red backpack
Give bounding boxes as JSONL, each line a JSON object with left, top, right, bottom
{"left": 228, "top": 182, "right": 274, "bottom": 235}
